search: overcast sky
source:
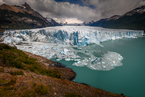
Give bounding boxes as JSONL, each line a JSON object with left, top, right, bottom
{"left": 0, "top": 0, "right": 145, "bottom": 24}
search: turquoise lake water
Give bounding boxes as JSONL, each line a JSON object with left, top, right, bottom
{"left": 52, "top": 37, "right": 145, "bottom": 97}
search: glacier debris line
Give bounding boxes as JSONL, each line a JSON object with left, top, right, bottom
{"left": 1, "top": 26, "right": 144, "bottom": 70}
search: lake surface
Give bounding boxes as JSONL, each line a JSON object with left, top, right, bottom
{"left": 52, "top": 37, "right": 145, "bottom": 97}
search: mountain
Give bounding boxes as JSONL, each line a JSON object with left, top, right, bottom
{"left": 90, "top": 6, "right": 145, "bottom": 31}
{"left": 0, "top": 2, "right": 60, "bottom": 32}
{"left": 47, "top": 18, "right": 60, "bottom": 26}
{"left": 83, "top": 21, "right": 95, "bottom": 26}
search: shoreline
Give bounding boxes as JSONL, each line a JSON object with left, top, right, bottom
{"left": 0, "top": 33, "right": 77, "bottom": 81}
{"left": 24, "top": 51, "right": 76, "bottom": 81}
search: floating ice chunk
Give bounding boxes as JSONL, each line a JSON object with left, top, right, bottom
{"left": 4, "top": 37, "right": 12, "bottom": 44}
{"left": 65, "top": 58, "right": 70, "bottom": 61}
{"left": 15, "top": 42, "right": 123, "bottom": 71}
{"left": 63, "top": 48, "right": 69, "bottom": 54}
{"left": 73, "top": 51, "right": 123, "bottom": 71}
{"left": 57, "top": 59, "right": 61, "bottom": 61}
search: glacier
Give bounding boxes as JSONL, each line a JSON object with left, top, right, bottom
{"left": 1, "top": 26, "right": 144, "bottom": 70}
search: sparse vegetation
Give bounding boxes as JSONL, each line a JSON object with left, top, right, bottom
{"left": 0, "top": 88, "right": 15, "bottom": 97}
{"left": 4, "top": 79, "right": 16, "bottom": 86}
{"left": 0, "top": 43, "right": 62, "bottom": 78}
{"left": 0, "top": 77, "right": 16, "bottom": 97}
{"left": 0, "top": 78, "right": 16, "bottom": 86}
{"left": 65, "top": 92, "right": 82, "bottom": 97}
{"left": 22, "top": 90, "right": 36, "bottom": 97}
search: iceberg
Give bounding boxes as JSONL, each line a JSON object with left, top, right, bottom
{"left": 1, "top": 26, "right": 144, "bottom": 70}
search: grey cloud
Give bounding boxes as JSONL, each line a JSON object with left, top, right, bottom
{"left": 82, "top": 0, "right": 145, "bottom": 19}
{"left": 31, "top": 1, "right": 98, "bottom": 22}
{"left": 1, "top": 0, "right": 98, "bottom": 22}
{"left": 1, "top": 0, "right": 145, "bottom": 23}
{"left": 0, "top": 0, "right": 4, "bottom": 4}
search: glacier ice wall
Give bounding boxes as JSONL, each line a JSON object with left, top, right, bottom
{"left": 1, "top": 26, "right": 144, "bottom": 71}
{"left": 2, "top": 26, "right": 144, "bottom": 46}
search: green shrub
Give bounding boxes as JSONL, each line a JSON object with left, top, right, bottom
{"left": 0, "top": 79, "right": 16, "bottom": 86}
{"left": 65, "top": 92, "right": 82, "bottom": 97}
{"left": 10, "top": 70, "right": 24, "bottom": 75}
{"left": 108, "top": 92, "right": 114, "bottom": 96}
{"left": 0, "top": 68, "right": 4, "bottom": 72}
{"left": 35, "top": 84, "right": 49, "bottom": 95}
{"left": 0, "top": 88, "right": 8, "bottom": 97}
{"left": 22, "top": 90, "right": 36, "bottom": 97}
{"left": 40, "top": 69, "right": 61, "bottom": 78}
{"left": 4, "top": 79, "right": 16, "bottom": 86}
{"left": 2, "top": 44, "right": 10, "bottom": 49}
{"left": 4, "top": 86, "right": 14, "bottom": 90}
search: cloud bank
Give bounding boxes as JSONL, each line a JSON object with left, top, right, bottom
{"left": 0, "top": 0, "right": 145, "bottom": 23}
{"left": 82, "top": 0, "right": 145, "bottom": 19}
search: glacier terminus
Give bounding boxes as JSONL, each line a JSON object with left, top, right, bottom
{"left": 1, "top": 26, "right": 144, "bottom": 70}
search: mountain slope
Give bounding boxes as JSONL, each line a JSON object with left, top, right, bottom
{"left": 90, "top": 6, "right": 145, "bottom": 30}
{"left": 0, "top": 3, "right": 60, "bottom": 31}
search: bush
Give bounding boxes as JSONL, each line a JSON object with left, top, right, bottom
{"left": 0, "top": 79, "right": 16, "bottom": 86}
{"left": 22, "top": 90, "right": 36, "bottom": 97}
{"left": 4, "top": 86, "right": 14, "bottom": 90}
{"left": 9, "top": 71, "right": 24, "bottom": 75}
{"left": 41, "top": 69, "right": 61, "bottom": 78}
{"left": 4, "top": 79, "right": 16, "bottom": 86}
{"left": 35, "top": 84, "right": 49, "bottom": 95}
{"left": 0, "top": 67, "right": 4, "bottom": 73}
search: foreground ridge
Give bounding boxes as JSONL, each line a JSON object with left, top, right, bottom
{"left": 0, "top": 43, "right": 126, "bottom": 97}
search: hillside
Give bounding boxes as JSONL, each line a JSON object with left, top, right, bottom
{"left": 90, "top": 6, "right": 145, "bottom": 31}
{"left": 0, "top": 3, "right": 60, "bottom": 32}
{"left": 0, "top": 43, "right": 126, "bottom": 97}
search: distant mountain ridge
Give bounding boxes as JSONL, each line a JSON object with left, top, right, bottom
{"left": 89, "top": 6, "right": 145, "bottom": 31}
{"left": 0, "top": 2, "right": 60, "bottom": 31}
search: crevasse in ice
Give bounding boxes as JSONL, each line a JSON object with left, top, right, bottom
{"left": 1, "top": 26, "right": 144, "bottom": 70}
